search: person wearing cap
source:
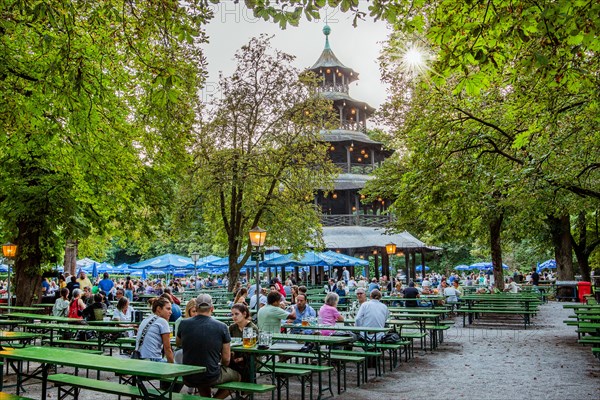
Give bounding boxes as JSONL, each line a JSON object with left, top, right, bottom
{"left": 257, "top": 291, "right": 296, "bottom": 334}
{"left": 355, "top": 289, "right": 389, "bottom": 341}
{"left": 177, "top": 293, "right": 240, "bottom": 399}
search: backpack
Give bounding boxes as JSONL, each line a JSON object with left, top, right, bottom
{"left": 68, "top": 299, "right": 82, "bottom": 318}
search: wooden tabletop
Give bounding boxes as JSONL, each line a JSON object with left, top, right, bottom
{"left": 0, "top": 346, "right": 204, "bottom": 379}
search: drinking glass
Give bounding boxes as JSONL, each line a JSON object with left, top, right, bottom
{"left": 243, "top": 327, "right": 256, "bottom": 348}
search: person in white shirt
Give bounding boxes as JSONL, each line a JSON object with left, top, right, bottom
{"left": 355, "top": 289, "right": 389, "bottom": 341}
{"left": 504, "top": 277, "right": 519, "bottom": 293}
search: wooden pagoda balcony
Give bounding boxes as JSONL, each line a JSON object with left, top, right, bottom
{"left": 320, "top": 214, "right": 393, "bottom": 227}
{"left": 317, "top": 84, "right": 349, "bottom": 93}
{"left": 334, "top": 162, "right": 378, "bottom": 175}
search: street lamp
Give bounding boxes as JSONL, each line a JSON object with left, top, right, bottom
{"left": 2, "top": 243, "right": 17, "bottom": 307}
{"left": 190, "top": 252, "right": 200, "bottom": 293}
{"left": 248, "top": 226, "right": 267, "bottom": 312}
{"left": 386, "top": 242, "right": 396, "bottom": 280}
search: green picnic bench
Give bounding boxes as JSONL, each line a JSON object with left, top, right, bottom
{"left": 47, "top": 373, "right": 213, "bottom": 400}
{"left": 282, "top": 351, "right": 367, "bottom": 388}
{"left": 213, "top": 381, "right": 276, "bottom": 400}
{"left": 459, "top": 308, "right": 537, "bottom": 329}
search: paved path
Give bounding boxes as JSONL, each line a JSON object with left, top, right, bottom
{"left": 3, "top": 302, "right": 598, "bottom": 399}
{"left": 346, "top": 301, "right": 600, "bottom": 399}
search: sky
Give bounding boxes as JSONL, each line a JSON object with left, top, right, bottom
{"left": 201, "top": 2, "right": 391, "bottom": 110}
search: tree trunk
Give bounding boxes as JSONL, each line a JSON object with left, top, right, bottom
{"left": 571, "top": 211, "right": 593, "bottom": 282}
{"left": 13, "top": 221, "right": 43, "bottom": 306}
{"left": 548, "top": 214, "right": 574, "bottom": 280}
{"left": 64, "top": 239, "right": 78, "bottom": 277}
{"left": 490, "top": 212, "right": 505, "bottom": 291}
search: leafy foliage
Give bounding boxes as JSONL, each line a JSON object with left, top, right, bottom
{"left": 186, "top": 36, "right": 338, "bottom": 289}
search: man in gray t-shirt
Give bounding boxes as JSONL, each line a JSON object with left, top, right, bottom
{"left": 177, "top": 294, "right": 239, "bottom": 399}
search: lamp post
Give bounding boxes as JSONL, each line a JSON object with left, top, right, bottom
{"left": 2, "top": 243, "right": 17, "bottom": 307}
{"left": 385, "top": 242, "right": 396, "bottom": 281}
{"left": 190, "top": 252, "right": 200, "bottom": 293}
{"left": 249, "top": 226, "right": 267, "bottom": 312}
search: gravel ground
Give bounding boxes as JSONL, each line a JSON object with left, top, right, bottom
{"left": 3, "top": 301, "right": 599, "bottom": 400}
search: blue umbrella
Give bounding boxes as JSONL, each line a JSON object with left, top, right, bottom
{"left": 129, "top": 254, "right": 194, "bottom": 270}
{"left": 415, "top": 265, "right": 430, "bottom": 272}
{"left": 539, "top": 259, "right": 556, "bottom": 269}
{"left": 454, "top": 265, "right": 472, "bottom": 271}
{"left": 321, "top": 251, "right": 370, "bottom": 266}
{"left": 471, "top": 262, "right": 509, "bottom": 270}
{"left": 91, "top": 262, "right": 98, "bottom": 278}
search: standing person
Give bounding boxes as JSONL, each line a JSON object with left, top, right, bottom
{"left": 290, "top": 294, "right": 316, "bottom": 334}
{"left": 403, "top": 282, "right": 420, "bottom": 307}
{"left": 68, "top": 289, "right": 86, "bottom": 319}
{"left": 318, "top": 292, "right": 344, "bottom": 336}
{"left": 177, "top": 294, "right": 240, "bottom": 399}
{"left": 228, "top": 303, "right": 258, "bottom": 381}
{"left": 66, "top": 276, "right": 80, "bottom": 300}
{"left": 135, "top": 297, "right": 174, "bottom": 363}
{"left": 98, "top": 272, "right": 114, "bottom": 294}
{"left": 342, "top": 267, "right": 350, "bottom": 284}
{"left": 124, "top": 276, "right": 135, "bottom": 301}
{"left": 52, "top": 288, "right": 70, "bottom": 317}
{"left": 530, "top": 267, "right": 540, "bottom": 290}
{"left": 355, "top": 289, "right": 389, "bottom": 341}
{"left": 257, "top": 292, "right": 296, "bottom": 334}
{"left": 76, "top": 271, "right": 93, "bottom": 293}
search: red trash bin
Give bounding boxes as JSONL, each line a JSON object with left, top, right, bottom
{"left": 577, "top": 281, "right": 592, "bottom": 303}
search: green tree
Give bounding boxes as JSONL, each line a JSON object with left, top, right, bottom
{"left": 0, "top": 1, "right": 210, "bottom": 304}
{"left": 187, "top": 36, "right": 337, "bottom": 290}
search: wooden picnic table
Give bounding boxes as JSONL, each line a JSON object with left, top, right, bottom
{"left": 0, "top": 306, "right": 43, "bottom": 313}
{"left": 0, "top": 331, "right": 46, "bottom": 349}
{"left": 2, "top": 313, "right": 82, "bottom": 324}
{"left": 0, "top": 346, "right": 204, "bottom": 399}
{"left": 21, "top": 323, "right": 131, "bottom": 351}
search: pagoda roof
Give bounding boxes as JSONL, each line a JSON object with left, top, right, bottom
{"left": 322, "top": 227, "right": 442, "bottom": 252}
{"left": 321, "top": 92, "right": 376, "bottom": 114}
{"left": 309, "top": 25, "right": 359, "bottom": 83}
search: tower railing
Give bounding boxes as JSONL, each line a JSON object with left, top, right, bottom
{"left": 320, "top": 214, "right": 394, "bottom": 227}
{"left": 334, "top": 162, "right": 377, "bottom": 175}
{"left": 317, "top": 84, "right": 349, "bottom": 94}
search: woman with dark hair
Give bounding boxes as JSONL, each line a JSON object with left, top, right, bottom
{"left": 53, "top": 288, "right": 70, "bottom": 317}
{"left": 112, "top": 296, "right": 136, "bottom": 337}
{"left": 233, "top": 288, "right": 248, "bottom": 306}
{"left": 228, "top": 304, "right": 257, "bottom": 381}
{"left": 124, "top": 276, "right": 134, "bottom": 301}
{"left": 135, "top": 297, "right": 174, "bottom": 363}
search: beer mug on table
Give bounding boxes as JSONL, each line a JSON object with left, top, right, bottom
{"left": 243, "top": 327, "right": 256, "bottom": 348}
{"left": 258, "top": 332, "right": 273, "bottom": 348}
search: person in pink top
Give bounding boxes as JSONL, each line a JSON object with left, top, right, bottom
{"left": 318, "top": 292, "right": 345, "bottom": 336}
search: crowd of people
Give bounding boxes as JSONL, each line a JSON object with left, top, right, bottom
{"left": 33, "top": 263, "right": 553, "bottom": 398}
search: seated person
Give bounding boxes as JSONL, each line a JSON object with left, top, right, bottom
{"left": 291, "top": 294, "right": 316, "bottom": 334}
{"left": 355, "top": 289, "right": 389, "bottom": 341}
{"left": 403, "top": 281, "right": 420, "bottom": 307}
{"left": 82, "top": 293, "right": 107, "bottom": 321}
